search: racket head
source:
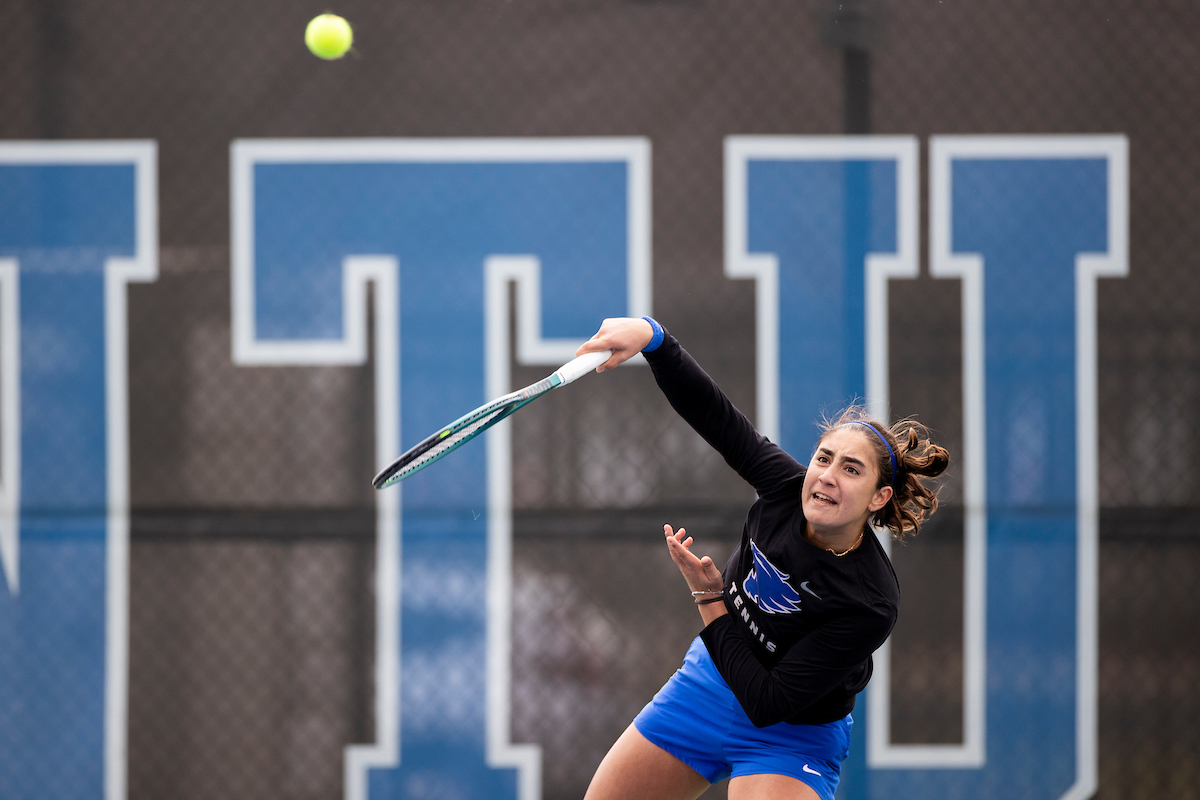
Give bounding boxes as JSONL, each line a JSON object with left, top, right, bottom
{"left": 372, "top": 399, "right": 517, "bottom": 490}
{"left": 372, "top": 375, "right": 555, "bottom": 489}
{"left": 372, "top": 352, "right": 608, "bottom": 490}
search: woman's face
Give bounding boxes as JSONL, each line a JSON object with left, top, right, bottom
{"left": 801, "top": 427, "right": 893, "bottom": 537}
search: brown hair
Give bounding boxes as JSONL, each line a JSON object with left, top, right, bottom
{"left": 817, "top": 405, "right": 950, "bottom": 539}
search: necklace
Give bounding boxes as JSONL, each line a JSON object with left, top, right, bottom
{"left": 829, "top": 530, "right": 864, "bottom": 557}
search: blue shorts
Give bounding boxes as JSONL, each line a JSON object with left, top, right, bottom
{"left": 634, "top": 637, "right": 852, "bottom": 800}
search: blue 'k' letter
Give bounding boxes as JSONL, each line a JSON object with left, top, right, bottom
{"left": 0, "top": 142, "right": 157, "bottom": 800}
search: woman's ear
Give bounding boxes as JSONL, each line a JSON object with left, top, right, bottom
{"left": 869, "top": 485, "right": 893, "bottom": 513}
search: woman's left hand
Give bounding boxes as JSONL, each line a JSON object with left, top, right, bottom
{"left": 663, "top": 524, "right": 728, "bottom": 623}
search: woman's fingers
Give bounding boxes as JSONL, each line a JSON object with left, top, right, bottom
{"left": 575, "top": 341, "right": 619, "bottom": 373}
{"left": 663, "top": 529, "right": 692, "bottom": 561}
{"left": 662, "top": 524, "right": 723, "bottom": 596}
{"left": 577, "top": 338, "right": 624, "bottom": 372}
{"left": 665, "top": 528, "right": 694, "bottom": 555}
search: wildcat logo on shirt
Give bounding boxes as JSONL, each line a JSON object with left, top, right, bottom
{"left": 743, "top": 540, "right": 803, "bottom": 614}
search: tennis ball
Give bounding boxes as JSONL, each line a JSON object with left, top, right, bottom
{"left": 305, "top": 14, "right": 353, "bottom": 60}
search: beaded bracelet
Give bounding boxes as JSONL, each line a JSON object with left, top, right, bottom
{"left": 691, "top": 589, "right": 723, "bottom": 596}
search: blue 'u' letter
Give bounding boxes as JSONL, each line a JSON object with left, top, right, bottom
{"left": 864, "top": 137, "right": 1127, "bottom": 800}
{"left": 727, "top": 135, "right": 1126, "bottom": 800}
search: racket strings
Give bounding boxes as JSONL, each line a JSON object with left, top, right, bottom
{"left": 375, "top": 373, "right": 561, "bottom": 488}
{"left": 392, "top": 405, "right": 510, "bottom": 480}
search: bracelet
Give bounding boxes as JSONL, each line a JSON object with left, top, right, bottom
{"left": 696, "top": 595, "right": 725, "bottom": 605}
{"left": 691, "top": 589, "right": 723, "bottom": 596}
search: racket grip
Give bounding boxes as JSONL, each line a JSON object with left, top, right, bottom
{"left": 555, "top": 349, "right": 612, "bottom": 384}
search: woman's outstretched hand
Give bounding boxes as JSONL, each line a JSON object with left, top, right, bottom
{"left": 576, "top": 317, "right": 654, "bottom": 373}
{"left": 663, "top": 524, "right": 728, "bottom": 624}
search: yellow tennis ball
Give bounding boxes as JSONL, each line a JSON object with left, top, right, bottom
{"left": 305, "top": 14, "right": 353, "bottom": 60}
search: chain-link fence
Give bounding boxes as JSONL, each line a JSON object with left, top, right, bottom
{"left": 2, "top": 0, "right": 1199, "bottom": 798}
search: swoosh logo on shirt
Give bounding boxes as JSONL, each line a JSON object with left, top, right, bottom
{"left": 800, "top": 581, "right": 820, "bottom": 599}
{"left": 802, "top": 764, "right": 822, "bottom": 776}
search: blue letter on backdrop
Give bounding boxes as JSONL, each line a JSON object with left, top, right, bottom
{"left": 724, "top": 136, "right": 918, "bottom": 450}
{"left": 231, "top": 138, "right": 651, "bottom": 800}
{"left": 858, "top": 136, "right": 1127, "bottom": 800}
{"left": 0, "top": 142, "right": 158, "bottom": 800}
{"left": 726, "top": 136, "right": 1127, "bottom": 800}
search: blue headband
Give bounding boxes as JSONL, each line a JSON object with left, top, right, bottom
{"left": 845, "top": 421, "right": 897, "bottom": 487}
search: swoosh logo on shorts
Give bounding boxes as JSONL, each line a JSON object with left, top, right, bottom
{"left": 802, "top": 764, "right": 822, "bottom": 776}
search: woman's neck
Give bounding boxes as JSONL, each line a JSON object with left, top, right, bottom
{"left": 805, "top": 522, "right": 866, "bottom": 556}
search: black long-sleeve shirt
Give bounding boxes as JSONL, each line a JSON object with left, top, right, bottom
{"left": 644, "top": 330, "right": 899, "bottom": 727}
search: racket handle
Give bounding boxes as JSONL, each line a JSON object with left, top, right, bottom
{"left": 555, "top": 349, "right": 612, "bottom": 384}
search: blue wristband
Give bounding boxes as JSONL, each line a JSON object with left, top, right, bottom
{"left": 641, "top": 316, "right": 665, "bottom": 352}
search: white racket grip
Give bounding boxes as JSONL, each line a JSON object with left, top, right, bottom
{"left": 555, "top": 349, "right": 612, "bottom": 385}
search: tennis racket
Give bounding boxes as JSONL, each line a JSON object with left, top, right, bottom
{"left": 372, "top": 349, "right": 612, "bottom": 490}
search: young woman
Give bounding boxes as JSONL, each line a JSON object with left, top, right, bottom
{"left": 577, "top": 317, "right": 950, "bottom": 800}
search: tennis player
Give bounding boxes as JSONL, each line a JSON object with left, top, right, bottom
{"left": 577, "top": 317, "right": 950, "bottom": 800}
